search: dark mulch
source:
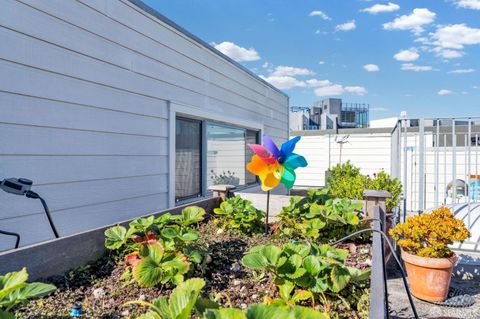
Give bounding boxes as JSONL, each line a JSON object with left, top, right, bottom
{"left": 15, "top": 221, "right": 371, "bottom": 319}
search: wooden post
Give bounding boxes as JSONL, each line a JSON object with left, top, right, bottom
{"left": 208, "top": 184, "right": 236, "bottom": 202}
{"left": 363, "top": 189, "right": 391, "bottom": 219}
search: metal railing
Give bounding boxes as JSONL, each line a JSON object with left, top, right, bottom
{"left": 394, "top": 117, "right": 480, "bottom": 245}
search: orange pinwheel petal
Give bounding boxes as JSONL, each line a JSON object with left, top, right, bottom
{"left": 259, "top": 165, "right": 284, "bottom": 191}
{"left": 246, "top": 155, "right": 270, "bottom": 176}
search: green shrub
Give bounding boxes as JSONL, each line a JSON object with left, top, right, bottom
{"left": 326, "top": 161, "right": 367, "bottom": 200}
{"left": 326, "top": 162, "right": 402, "bottom": 212}
{"left": 276, "top": 189, "right": 364, "bottom": 242}
{"left": 366, "top": 171, "right": 402, "bottom": 212}
{"left": 213, "top": 196, "right": 265, "bottom": 234}
{"left": 0, "top": 268, "right": 56, "bottom": 318}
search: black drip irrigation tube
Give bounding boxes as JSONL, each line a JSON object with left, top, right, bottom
{"left": 329, "top": 226, "right": 420, "bottom": 319}
{"left": 0, "top": 229, "right": 20, "bottom": 249}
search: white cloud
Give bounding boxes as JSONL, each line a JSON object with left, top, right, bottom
{"left": 262, "top": 62, "right": 270, "bottom": 69}
{"left": 336, "top": 20, "right": 356, "bottom": 32}
{"left": 315, "top": 84, "right": 345, "bottom": 96}
{"left": 455, "top": 0, "right": 480, "bottom": 10}
{"left": 362, "top": 2, "right": 400, "bottom": 14}
{"left": 448, "top": 68, "right": 475, "bottom": 74}
{"left": 438, "top": 89, "right": 453, "bottom": 95}
{"left": 314, "top": 84, "right": 367, "bottom": 96}
{"left": 401, "top": 63, "right": 433, "bottom": 71}
{"left": 318, "top": 61, "right": 326, "bottom": 65}
{"left": 259, "top": 75, "right": 306, "bottom": 90}
{"left": 345, "top": 86, "right": 368, "bottom": 95}
{"left": 271, "top": 66, "right": 315, "bottom": 77}
{"left": 383, "top": 8, "right": 436, "bottom": 34}
{"left": 431, "top": 24, "right": 480, "bottom": 49}
{"left": 363, "top": 64, "right": 380, "bottom": 72}
{"left": 309, "top": 10, "right": 331, "bottom": 20}
{"left": 306, "top": 79, "right": 332, "bottom": 87}
{"left": 394, "top": 49, "right": 420, "bottom": 61}
{"left": 435, "top": 49, "right": 465, "bottom": 59}
{"left": 213, "top": 41, "right": 260, "bottom": 62}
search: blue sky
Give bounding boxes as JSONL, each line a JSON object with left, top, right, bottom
{"left": 143, "top": 0, "right": 480, "bottom": 120}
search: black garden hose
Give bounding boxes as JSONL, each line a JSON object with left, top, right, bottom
{"left": 329, "top": 227, "right": 419, "bottom": 319}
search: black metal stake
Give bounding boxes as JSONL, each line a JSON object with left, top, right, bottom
{"left": 265, "top": 190, "right": 270, "bottom": 233}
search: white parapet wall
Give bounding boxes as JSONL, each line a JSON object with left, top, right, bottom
{"left": 292, "top": 129, "right": 394, "bottom": 188}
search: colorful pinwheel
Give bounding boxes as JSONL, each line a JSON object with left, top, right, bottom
{"left": 247, "top": 135, "right": 307, "bottom": 191}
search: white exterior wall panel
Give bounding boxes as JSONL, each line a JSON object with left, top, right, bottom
{"left": 0, "top": 0, "right": 288, "bottom": 249}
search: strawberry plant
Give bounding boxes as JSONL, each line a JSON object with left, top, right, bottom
{"left": 104, "top": 206, "right": 206, "bottom": 287}
{"left": 0, "top": 268, "right": 56, "bottom": 319}
{"left": 126, "top": 277, "right": 328, "bottom": 319}
{"left": 213, "top": 196, "right": 265, "bottom": 234}
{"left": 390, "top": 206, "right": 470, "bottom": 258}
{"left": 126, "top": 278, "right": 206, "bottom": 319}
{"left": 132, "top": 242, "right": 190, "bottom": 287}
{"left": 241, "top": 242, "right": 370, "bottom": 305}
{"left": 276, "top": 189, "right": 364, "bottom": 242}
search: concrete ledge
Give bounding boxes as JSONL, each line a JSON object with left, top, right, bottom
{"left": 0, "top": 197, "right": 220, "bottom": 280}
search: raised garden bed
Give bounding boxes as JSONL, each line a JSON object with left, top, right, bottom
{"left": 1, "top": 189, "right": 393, "bottom": 319}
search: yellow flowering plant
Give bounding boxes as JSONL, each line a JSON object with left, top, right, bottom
{"left": 389, "top": 207, "right": 470, "bottom": 258}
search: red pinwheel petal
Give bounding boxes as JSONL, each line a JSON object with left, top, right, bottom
{"left": 247, "top": 144, "right": 276, "bottom": 164}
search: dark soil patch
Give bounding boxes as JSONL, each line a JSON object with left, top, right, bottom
{"left": 15, "top": 221, "right": 371, "bottom": 318}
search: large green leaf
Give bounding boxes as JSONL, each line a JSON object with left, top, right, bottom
{"left": 205, "top": 308, "right": 247, "bottom": 319}
{"left": 180, "top": 229, "right": 200, "bottom": 242}
{"left": 147, "top": 243, "right": 165, "bottom": 264}
{"left": 137, "top": 312, "right": 162, "bottom": 319}
{"left": 245, "top": 304, "right": 290, "bottom": 319}
{"left": 278, "top": 280, "right": 294, "bottom": 301}
{"left": 194, "top": 298, "right": 220, "bottom": 317}
{"left": 0, "top": 310, "right": 15, "bottom": 319}
{"left": 241, "top": 253, "right": 268, "bottom": 270}
{"left": 104, "top": 226, "right": 128, "bottom": 250}
{"left": 133, "top": 259, "right": 163, "bottom": 287}
{"left": 303, "top": 256, "right": 321, "bottom": 276}
{"left": 347, "top": 267, "right": 371, "bottom": 282}
{"left": 168, "top": 278, "right": 205, "bottom": 319}
{"left": 292, "top": 290, "right": 313, "bottom": 303}
{"left": 161, "top": 227, "right": 179, "bottom": 239}
{"left": 261, "top": 245, "right": 282, "bottom": 266}
{"left": 291, "top": 305, "right": 329, "bottom": 319}
{"left": 0, "top": 267, "right": 28, "bottom": 300}
{"left": 180, "top": 206, "right": 205, "bottom": 226}
{"left": 130, "top": 216, "right": 155, "bottom": 231}
{"left": 330, "top": 265, "right": 351, "bottom": 293}
{"left": 12, "top": 282, "right": 56, "bottom": 301}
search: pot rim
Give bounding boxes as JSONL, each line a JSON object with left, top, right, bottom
{"left": 401, "top": 249, "right": 457, "bottom": 268}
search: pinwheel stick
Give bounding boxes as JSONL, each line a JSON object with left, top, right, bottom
{"left": 265, "top": 190, "right": 270, "bottom": 233}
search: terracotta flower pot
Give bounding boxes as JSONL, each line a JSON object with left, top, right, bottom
{"left": 401, "top": 249, "right": 456, "bottom": 302}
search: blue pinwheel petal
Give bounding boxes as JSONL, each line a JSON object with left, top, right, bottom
{"left": 280, "top": 166, "right": 296, "bottom": 190}
{"left": 263, "top": 135, "right": 280, "bottom": 159}
{"left": 280, "top": 136, "right": 301, "bottom": 157}
{"left": 284, "top": 153, "right": 308, "bottom": 170}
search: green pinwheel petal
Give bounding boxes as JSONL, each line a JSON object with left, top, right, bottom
{"left": 284, "top": 154, "right": 307, "bottom": 170}
{"left": 280, "top": 166, "right": 296, "bottom": 189}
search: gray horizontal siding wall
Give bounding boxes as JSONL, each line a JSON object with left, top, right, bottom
{"left": 0, "top": 0, "right": 288, "bottom": 250}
